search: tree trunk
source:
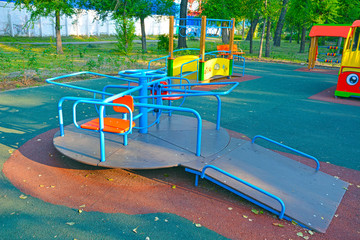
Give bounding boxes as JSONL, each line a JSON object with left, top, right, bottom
{"left": 299, "top": 25, "right": 306, "bottom": 53}
{"left": 242, "top": 20, "right": 245, "bottom": 40}
{"left": 221, "top": 22, "right": 229, "bottom": 44}
{"left": 265, "top": 17, "right": 271, "bottom": 57}
{"left": 140, "top": 17, "right": 147, "bottom": 53}
{"left": 178, "top": 0, "right": 188, "bottom": 49}
{"left": 259, "top": 19, "right": 266, "bottom": 58}
{"left": 246, "top": 17, "right": 259, "bottom": 41}
{"left": 289, "top": 27, "right": 293, "bottom": 43}
{"left": 55, "top": 10, "right": 63, "bottom": 54}
{"left": 273, "top": 0, "right": 289, "bottom": 47}
{"left": 336, "top": 37, "right": 342, "bottom": 54}
{"left": 249, "top": 19, "right": 255, "bottom": 54}
{"left": 297, "top": 26, "right": 300, "bottom": 44}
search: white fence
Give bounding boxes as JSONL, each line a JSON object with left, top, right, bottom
{"left": 0, "top": 1, "right": 170, "bottom": 37}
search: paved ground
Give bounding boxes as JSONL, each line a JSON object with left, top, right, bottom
{"left": 1, "top": 61, "right": 359, "bottom": 239}
{"left": 0, "top": 40, "right": 158, "bottom": 45}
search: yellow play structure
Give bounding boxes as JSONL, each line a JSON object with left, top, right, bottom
{"left": 149, "top": 16, "right": 245, "bottom": 82}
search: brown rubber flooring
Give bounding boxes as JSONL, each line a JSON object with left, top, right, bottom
{"left": 309, "top": 85, "right": 360, "bottom": 107}
{"left": 3, "top": 128, "right": 360, "bottom": 240}
{"left": 294, "top": 67, "right": 339, "bottom": 75}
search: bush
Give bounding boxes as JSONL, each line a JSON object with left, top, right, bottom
{"left": 115, "top": 17, "right": 137, "bottom": 55}
{"left": 157, "top": 34, "right": 169, "bottom": 51}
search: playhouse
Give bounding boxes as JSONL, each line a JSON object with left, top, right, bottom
{"left": 308, "top": 24, "right": 351, "bottom": 69}
{"left": 149, "top": 16, "right": 245, "bottom": 82}
{"left": 335, "top": 20, "right": 360, "bottom": 98}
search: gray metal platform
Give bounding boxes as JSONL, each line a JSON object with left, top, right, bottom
{"left": 182, "top": 138, "right": 349, "bottom": 233}
{"left": 53, "top": 114, "right": 348, "bottom": 233}
{"left": 53, "top": 114, "right": 229, "bottom": 169}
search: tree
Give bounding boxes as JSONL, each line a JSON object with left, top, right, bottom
{"left": 201, "top": 0, "right": 242, "bottom": 44}
{"left": 178, "top": 0, "right": 188, "bottom": 48}
{"left": 286, "top": 0, "right": 339, "bottom": 53}
{"left": 10, "top": 0, "right": 76, "bottom": 54}
{"left": 240, "top": 0, "right": 264, "bottom": 53}
{"left": 132, "top": 0, "right": 177, "bottom": 53}
{"left": 273, "top": 0, "right": 289, "bottom": 47}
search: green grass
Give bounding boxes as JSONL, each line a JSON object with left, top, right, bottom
{"left": 0, "top": 35, "right": 340, "bottom": 90}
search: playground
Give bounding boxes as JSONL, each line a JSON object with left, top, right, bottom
{"left": 1, "top": 59, "right": 360, "bottom": 239}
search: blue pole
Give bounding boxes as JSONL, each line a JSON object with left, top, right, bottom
{"left": 138, "top": 75, "right": 148, "bottom": 134}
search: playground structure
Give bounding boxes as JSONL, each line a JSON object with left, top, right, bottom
{"left": 46, "top": 66, "right": 348, "bottom": 233}
{"left": 335, "top": 20, "right": 360, "bottom": 98}
{"left": 148, "top": 16, "right": 245, "bottom": 82}
{"left": 45, "top": 18, "right": 349, "bottom": 231}
{"left": 308, "top": 24, "right": 351, "bottom": 69}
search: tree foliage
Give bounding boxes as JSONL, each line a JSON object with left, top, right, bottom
{"left": 10, "top": 0, "right": 77, "bottom": 54}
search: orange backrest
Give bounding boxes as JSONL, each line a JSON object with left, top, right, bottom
{"left": 113, "top": 95, "right": 134, "bottom": 113}
{"left": 217, "top": 44, "right": 239, "bottom": 53}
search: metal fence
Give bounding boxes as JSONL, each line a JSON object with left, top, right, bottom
{"left": 0, "top": 1, "right": 169, "bottom": 37}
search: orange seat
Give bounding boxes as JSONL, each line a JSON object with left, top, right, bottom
{"left": 81, "top": 117, "right": 135, "bottom": 133}
{"left": 152, "top": 81, "right": 183, "bottom": 101}
{"left": 80, "top": 95, "right": 135, "bottom": 134}
{"left": 217, "top": 44, "right": 245, "bottom": 57}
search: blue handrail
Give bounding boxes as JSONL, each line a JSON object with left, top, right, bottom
{"left": 200, "top": 165, "right": 286, "bottom": 219}
{"left": 46, "top": 71, "right": 135, "bottom": 95}
{"left": 180, "top": 58, "right": 199, "bottom": 79}
{"left": 251, "top": 135, "right": 320, "bottom": 171}
{"left": 148, "top": 55, "right": 169, "bottom": 70}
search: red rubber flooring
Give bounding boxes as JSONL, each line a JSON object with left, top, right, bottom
{"left": 3, "top": 128, "right": 360, "bottom": 240}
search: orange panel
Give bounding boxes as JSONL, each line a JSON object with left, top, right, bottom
{"left": 309, "top": 25, "right": 351, "bottom": 38}
{"left": 113, "top": 95, "right": 134, "bottom": 113}
{"left": 81, "top": 118, "right": 135, "bottom": 133}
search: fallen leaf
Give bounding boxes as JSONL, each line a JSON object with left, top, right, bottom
{"left": 66, "top": 222, "right": 75, "bottom": 226}
{"left": 163, "top": 173, "right": 169, "bottom": 177}
{"left": 248, "top": 219, "right": 253, "bottom": 222}
{"left": 343, "top": 187, "right": 348, "bottom": 190}
{"left": 107, "top": 178, "right": 114, "bottom": 181}
{"left": 334, "top": 214, "right": 338, "bottom": 218}
{"left": 296, "top": 232, "right": 304, "bottom": 237}
{"left": 171, "top": 185, "right": 176, "bottom": 189}
{"left": 243, "top": 215, "right": 248, "bottom": 219}
{"left": 334, "top": 176, "right": 339, "bottom": 179}
{"left": 145, "top": 237, "right": 150, "bottom": 240}
{"left": 251, "top": 209, "right": 259, "bottom": 215}
{"left": 79, "top": 204, "right": 86, "bottom": 208}
{"left": 8, "top": 149, "right": 14, "bottom": 154}
{"left": 303, "top": 236, "right": 309, "bottom": 240}
{"left": 228, "top": 207, "right": 233, "bottom": 211}
{"left": 50, "top": 185, "right": 55, "bottom": 188}
{"left": 37, "top": 139, "right": 41, "bottom": 141}
{"left": 19, "top": 194, "right": 27, "bottom": 199}
{"left": 321, "top": 217, "right": 324, "bottom": 220}
{"left": 195, "top": 223, "right": 202, "bottom": 228}
{"left": 164, "top": 219, "right": 168, "bottom": 222}
{"left": 272, "top": 223, "right": 284, "bottom": 227}
{"left": 357, "top": 185, "right": 360, "bottom": 188}
{"left": 154, "top": 217, "right": 159, "bottom": 221}
{"left": 291, "top": 220, "right": 298, "bottom": 226}
{"left": 132, "top": 226, "right": 139, "bottom": 233}
{"left": 349, "top": 183, "right": 353, "bottom": 186}
{"left": 78, "top": 209, "right": 83, "bottom": 213}
{"left": 39, "top": 185, "right": 45, "bottom": 188}
{"left": 308, "top": 230, "right": 314, "bottom": 235}
{"left": 259, "top": 210, "right": 264, "bottom": 214}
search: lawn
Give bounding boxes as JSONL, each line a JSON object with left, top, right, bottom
{"left": 0, "top": 35, "right": 341, "bottom": 90}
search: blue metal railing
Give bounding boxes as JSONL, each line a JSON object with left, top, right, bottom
{"left": 180, "top": 58, "right": 199, "bottom": 79}
{"left": 148, "top": 55, "right": 169, "bottom": 70}
{"left": 200, "top": 165, "right": 286, "bottom": 219}
{"left": 251, "top": 135, "right": 320, "bottom": 171}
